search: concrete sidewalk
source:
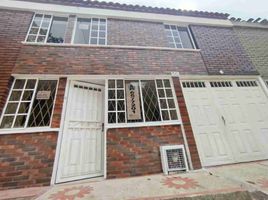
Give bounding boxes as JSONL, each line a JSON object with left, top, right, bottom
{"left": 1, "top": 160, "right": 268, "bottom": 200}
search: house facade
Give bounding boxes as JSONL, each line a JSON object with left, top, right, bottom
{"left": 0, "top": 0, "right": 268, "bottom": 190}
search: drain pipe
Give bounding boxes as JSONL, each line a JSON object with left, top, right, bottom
{"left": 171, "top": 73, "right": 193, "bottom": 170}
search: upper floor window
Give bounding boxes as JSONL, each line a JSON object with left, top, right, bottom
{"left": 73, "top": 18, "right": 107, "bottom": 45}
{"left": 26, "top": 14, "right": 68, "bottom": 44}
{"left": 165, "top": 25, "right": 195, "bottom": 49}
{"left": 0, "top": 79, "right": 58, "bottom": 129}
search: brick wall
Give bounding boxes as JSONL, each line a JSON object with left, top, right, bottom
{"left": 0, "top": 77, "right": 66, "bottom": 190}
{"left": 13, "top": 45, "right": 207, "bottom": 75}
{"left": 0, "top": 131, "right": 58, "bottom": 190}
{"left": 107, "top": 125, "right": 184, "bottom": 178}
{"left": 234, "top": 27, "right": 268, "bottom": 78}
{"left": 108, "top": 19, "right": 169, "bottom": 47}
{"left": 106, "top": 78, "right": 201, "bottom": 179}
{"left": 0, "top": 9, "right": 33, "bottom": 115}
{"left": 190, "top": 25, "right": 258, "bottom": 75}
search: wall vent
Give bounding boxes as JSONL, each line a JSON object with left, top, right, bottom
{"left": 236, "top": 81, "right": 258, "bottom": 87}
{"left": 210, "top": 81, "right": 232, "bottom": 87}
{"left": 182, "top": 81, "right": 205, "bottom": 88}
{"left": 160, "top": 145, "right": 188, "bottom": 175}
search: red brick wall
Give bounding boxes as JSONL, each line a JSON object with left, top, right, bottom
{"left": 108, "top": 19, "right": 169, "bottom": 47}
{"left": 106, "top": 78, "right": 201, "bottom": 179}
{"left": 13, "top": 45, "right": 207, "bottom": 75}
{"left": 107, "top": 125, "right": 184, "bottom": 178}
{"left": 0, "top": 131, "right": 58, "bottom": 190}
{"left": 0, "top": 9, "right": 33, "bottom": 115}
{"left": 0, "top": 77, "right": 66, "bottom": 190}
{"left": 190, "top": 25, "right": 258, "bottom": 75}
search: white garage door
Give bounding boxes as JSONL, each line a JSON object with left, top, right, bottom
{"left": 182, "top": 79, "right": 268, "bottom": 167}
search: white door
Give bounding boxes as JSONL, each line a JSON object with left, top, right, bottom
{"left": 56, "top": 81, "right": 104, "bottom": 183}
{"left": 182, "top": 80, "right": 268, "bottom": 167}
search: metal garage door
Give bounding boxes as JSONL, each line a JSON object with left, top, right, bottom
{"left": 182, "top": 79, "right": 268, "bottom": 167}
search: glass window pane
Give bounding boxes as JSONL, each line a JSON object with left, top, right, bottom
{"left": 32, "top": 15, "right": 42, "bottom": 27}
{"left": 108, "top": 80, "right": 115, "bottom": 88}
{"left": 117, "top": 80, "right": 123, "bottom": 88}
{"left": 164, "top": 79, "right": 171, "bottom": 87}
{"left": 141, "top": 80, "right": 161, "bottom": 122}
{"left": 0, "top": 116, "right": 14, "bottom": 128}
{"left": 156, "top": 80, "right": 163, "bottom": 88}
{"left": 170, "top": 110, "right": 178, "bottom": 120}
{"left": 22, "top": 91, "right": 33, "bottom": 101}
{"left": 26, "top": 79, "right": 36, "bottom": 89}
{"left": 27, "top": 80, "right": 57, "bottom": 127}
{"left": 158, "top": 89, "right": 165, "bottom": 98}
{"left": 91, "top": 31, "right": 98, "bottom": 37}
{"left": 168, "top": 99, "right": 175, "bottom": 108}
{"left": 117, "top": 100, "right": 125, "bottom": 111}
{"left": 29, "top": 28, "right": 39, "bottom": 34}
{"left": 99, "top": 25, "right": 106, "bottom": 31}
{"left": 18, "top": 102, "right": 30, "bottom": 114}
{"left": 5, "top": 103, "right": 18, "bottom": 114}
{"left": 26, "top": 35, "right": 36, "bottom": 42}
{"left": 160, "top": 99, "right": 167, "bottom": 109}
{"left": 74, "top": 18, "right": 91, "bottom": 44}
{"left": 99, "top": 39, "right": 106, "bottom": 45}
{"left": 108, "top": 101, "right": 116, "bottom": 111}
{"left": 14, "top": 79, "right": 25, "bottom": 89}
{"left": 47, "top": 17, "right": 68, "bottom": 43}
{"left": 9, "top": 91, "right": 22, "bottom": 101}
{"left": 90, "top": 38, "right": 98, "bottom": 44}
{"left": 37, "top": 36, "right": 46, "bottom": 43}
{"left": 13, "top": 115, "right": 27, "bottom": 128}
{"left": 179, "top": 29, "right": 194, "bottom": 49}
{"left": 39, "top": 28, "right": 48, "bottom": 36}
{"left": 108, "top": 112, "right": 116, "bottom": 124}
{"left": 99, "top": 31, "right": 106, "bottom": 38}
{"left": 166, "top": 89, "right": 173, "bottom": 97}
{"left": 162, "top": 110, "right": 170, "bottom": 121}
{"left": 117, "top": 90, "right": 124, "bottom": 99}
{"left": 108, "top": 90, "right": 115, "bottom": 99}
{"left": 118, "top": 112, "right": 125, "bottom": 123}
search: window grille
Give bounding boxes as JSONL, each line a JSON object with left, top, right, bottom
{"left": 26, "top": 14, "right": 68, "bottom": 44}
{"left": 210, "top": 81, "right": 232, "bottom": 87}
{"left": 0, "top": 79, "right": 58, "bottom": 129}
{"left": 107, "top": 79, "right": 178, "bottom": 125}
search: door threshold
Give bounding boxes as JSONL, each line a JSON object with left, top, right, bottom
{"left": 55, "top": 176, "right": 105, "bottom": 186}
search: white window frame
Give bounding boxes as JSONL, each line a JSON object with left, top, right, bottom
{"left": 106, "top": 77, "right": 181, "bottom": 128}
{"left": 164, "top": 24, "right": 196, "bottom": 49}
{"left": 25, "top": 13, "right": 68, "bottom": 44}
{"left": 0, "top": 78, "right": 59, "bottom": 133}
{"left": 71, "top": 17, "right": 108, "bottom": 45}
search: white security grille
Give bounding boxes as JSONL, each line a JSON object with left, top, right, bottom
{"left": 160, "top": 145, "right": 188, "bottom": 175}
{"left": 210, "top": 81, "right": 232, "bottom": 87}
{"left": 236, "top": 81, "right": 258, "bottom": 87}
{"left": 182, "top": 81, "right": 206, "bottom": 88}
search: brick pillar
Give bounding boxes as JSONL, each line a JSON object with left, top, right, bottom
{"left": 172, "top": 77, "right": 202, "bottom": 169}
{"left": 64, "top": 15, "right": 76, "bottom": 44}
{"left": 51, "top": 77, "right": 67, "bottom": 128}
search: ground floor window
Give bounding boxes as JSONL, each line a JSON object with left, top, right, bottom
{"left": 0, "top": 78, "right": 58, "bottom": 129}
{"left": 107, "top": 78, "right": 179, "bottom": 125}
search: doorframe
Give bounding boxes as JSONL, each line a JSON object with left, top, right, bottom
{"left": 51, "top": 78, "right": 107, "bottom": 185}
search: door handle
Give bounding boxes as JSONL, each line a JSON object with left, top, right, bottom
{"left": 221, "top": 116, "right": 226, "bottom": 125}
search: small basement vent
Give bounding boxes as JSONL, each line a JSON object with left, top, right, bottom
{"left": 210, "top": 81, "right": 232, "bottom": 87}
{"left": 236, "top": 81, "right": 258, "bottom": 87}
{"left": 182, "top": 81, "right": 206, "bottom": 88}
{"left": 160, "top": 145, "right": 188, "bottom": 175}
